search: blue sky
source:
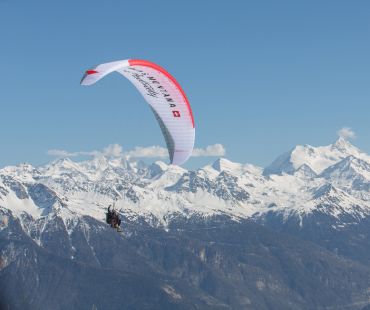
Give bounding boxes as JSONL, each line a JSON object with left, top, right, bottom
{"left": 1, "top": 0, "right": 369, "bottom": 169}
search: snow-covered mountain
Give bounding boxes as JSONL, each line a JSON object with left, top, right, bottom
{"left": 264, "top": 137, "right": 370, "bottom": 175}
{"left": 1, "top": 137, "right": 370, "bottom": 229}
{"left": 3, "top": 138, "right": 370, "bottom": 310}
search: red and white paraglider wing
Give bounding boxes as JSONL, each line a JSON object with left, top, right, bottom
{"left": 81, "top": 59, "right": 195, "bottom": 166}
{"left": 80, "top": 60, "right": 130, "bottom": 86}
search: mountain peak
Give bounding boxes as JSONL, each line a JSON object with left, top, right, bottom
{"left": 293, "top": 164, "right": 317, "bottom": 178}
{"left": 212, "top": 158, "right": 233, "bottom": 170}
{"left": 320, "top": 154, "right": 370, "bottom": 182}
{"left": 212, "top": 158, "right": 243, "bottom": 173}
{"left": 50, "top": 157, "right": 74, "bottom": 166}
{"left": 331, "top": 137, "right": 357, "bottom": 153}
{"left": 46, "top": 157, "right": 83, "bottom": 173}
{"left": 264, "top": 138, "right": 368, "bottom": 176}
{"left": 148, "top": 161, "right": 168, "bottom": 177}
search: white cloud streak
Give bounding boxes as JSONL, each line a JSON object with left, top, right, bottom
{"left": 47, "top": 144, "right": 124, "bottom": 158}
{"left": 47, "top": 149, "right": 77, "bottom": 157}
{"left": 192, "top": 144, "right": 226, "bottom": 157}
{"left": 337, "top": 127, "right": 356, "bottom": 140}
{"left": 47, "top": 143, "right": 226, "bottom": 159}
{"left": 126, "top": 146, "right": 168, "bottom": 158}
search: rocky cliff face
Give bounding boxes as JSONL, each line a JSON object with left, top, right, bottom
{"left": 2, "top": 212, "right": 370, "bottom": 310}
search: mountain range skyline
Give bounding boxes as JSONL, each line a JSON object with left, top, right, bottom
{"left": 0, "top": 127, "right": 364, "bottom": 170}
{"left": 1, "top": 133, "right": 369, "bottom": 227}
{"left": 1, "top": 127, "right": 359, "bottom": 170}
{"left": 2, "top": 130, "right": 370, "bottom": 309}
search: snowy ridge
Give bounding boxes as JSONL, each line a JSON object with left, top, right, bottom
{"left": 1, "top": 138, "right": 370, "bottom": 230}
{"left": 264, "top": 137, "right": 370, "bottom": 175}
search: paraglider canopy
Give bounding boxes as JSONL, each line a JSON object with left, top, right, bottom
{"left": 81, "top": 59, "right": 195, "bottom": 166}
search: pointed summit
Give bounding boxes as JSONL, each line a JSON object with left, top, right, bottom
{"left": 293, "top": 164, "right": 317, "bottom": 178}
{"left": 148, "top": 161, "right": 168, "bottom": 178}
{"left": 49, "top": 157, "right": 75, "bottom": 167}
{"left": 44, "top": 157, "right": 82, "bottom": 174}
{"left": 211, "top": 158, "right": 261, "bottom": 175}
{"left": 212, "top": 158, "right": 238, "bottom": 172}
{"left": 320, "top": 155, "right": 370, "bottom": 190}
{"left": 331, "top": 137, "right": 358, "bottom": 153}
{"left": 264, "top": 137, "right": 370, "bottom": 176}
